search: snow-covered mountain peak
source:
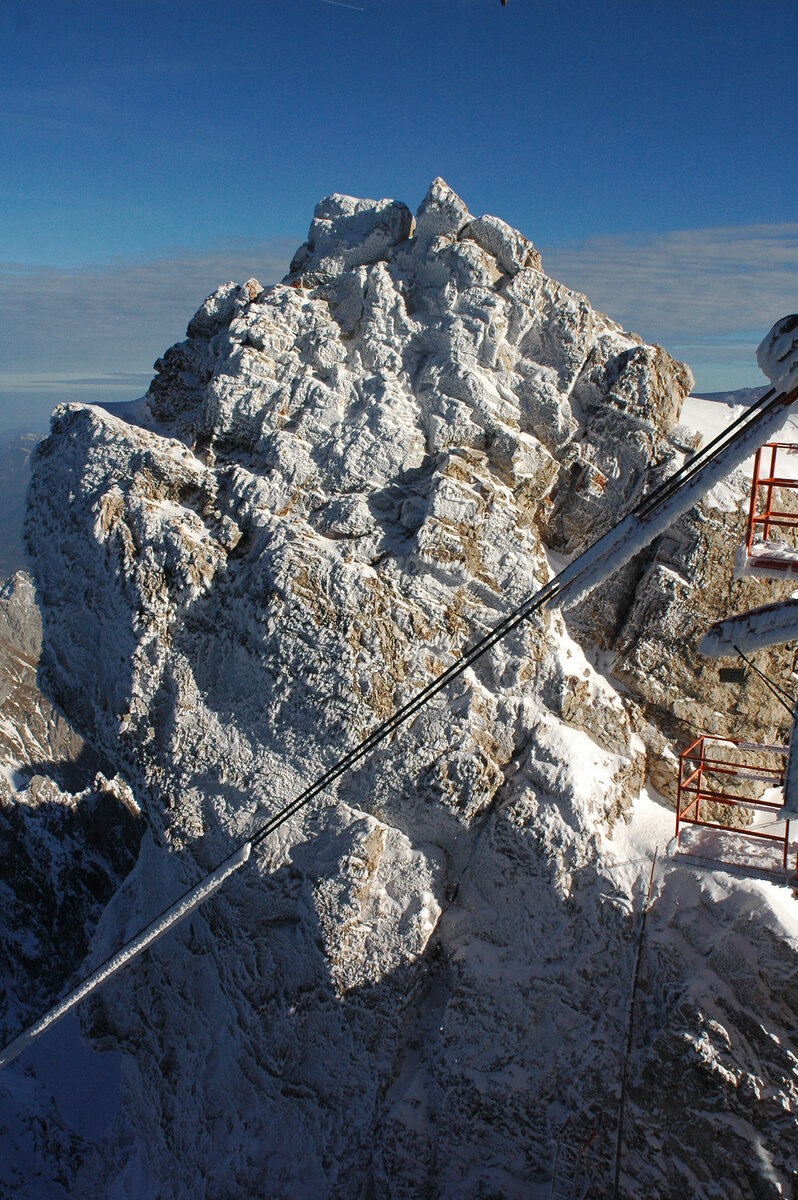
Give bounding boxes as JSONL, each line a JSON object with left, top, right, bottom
{"left": 8, "top": 183, "right": 797, "bottom": 1197}
{"left": 289, "top": 189, "right": 414, "bottom": 278}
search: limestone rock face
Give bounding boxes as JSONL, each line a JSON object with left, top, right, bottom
{"left": 289, "top": 192, "right": 414, "bottom": 277}
{"left": 10, "top": 182, "right": 797, "bottom": 1198}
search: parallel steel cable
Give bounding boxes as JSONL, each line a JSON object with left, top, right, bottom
{"left": 734, "top": 644, "right": 797, "bottom": 718}
{"left": 637, "top": 387, "right": 778, "bottom": 519}
{"left": 2, "top": 379, "right": 796, "bottom": 1067}
{"left": 612, "top": 848, "right": 658, "bottom": 1200}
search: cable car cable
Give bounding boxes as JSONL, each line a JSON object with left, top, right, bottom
{"left": 733, "top": 645, "right": 797, "bottom": 717}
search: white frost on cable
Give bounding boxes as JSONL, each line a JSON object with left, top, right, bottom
{"left": 0, "top": 842, "right": 251, "bottom": 1072}
{"left": 699, "top": 598, "right": 798, "bottom": 657}
{"left": 757, "top": 315, "right": 798, "bottom": 393}
{"left": 556, "top": 388, "right": 798, "bottom": 610}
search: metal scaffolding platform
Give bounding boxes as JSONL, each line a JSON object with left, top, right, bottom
{"left": 676, "top": 734, "right": 796, "bottom": 873}
{"left": 742, "top": 442, "right": 798, "bottom": 576}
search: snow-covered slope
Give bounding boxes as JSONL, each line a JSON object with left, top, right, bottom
{"left": 7, "top": 180, "right": 797, "bottom": 1197}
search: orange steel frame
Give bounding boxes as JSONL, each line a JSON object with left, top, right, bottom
{"left": 745, "top": 442, "right": 798, "bottom": 558}
{"left": 676, "top": 734, "right": 795, "bottom": 872}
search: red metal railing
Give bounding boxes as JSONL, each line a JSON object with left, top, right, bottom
{"left": 745, "top": 442, "right": 798, "bottom": 556}
{"left": 676, "top": 734, "right": 795, "bottom": 872}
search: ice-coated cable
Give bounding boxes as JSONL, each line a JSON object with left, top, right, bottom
{"left": 0, "top": 844, "right": 252, "bottom": 1071}
{"left": 1, "top": 381, "right": 796, "bottom": 1072}
{"left": 636, "top": 386, "right": 777, "bottom": 518}
{"left": 700, "top": 598, "right": 798, "bottom": 658}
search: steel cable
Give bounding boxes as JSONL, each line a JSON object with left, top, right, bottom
{"left": 734, "top": 644, "right": 797, "bottom": 718}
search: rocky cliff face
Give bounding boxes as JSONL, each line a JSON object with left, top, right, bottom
{"left": 5, "top": 180, "right": 797, "bottom": 1198}
{"left": 0, "top": 572, "right": 143, "bottom": 1196}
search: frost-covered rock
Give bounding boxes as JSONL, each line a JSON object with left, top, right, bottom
{"left": 757, "top": 314, "right": 798, "bottom": 392}
{"left": 289, "top": 193, "right": 414, "bottom": 278}
{"left": 12, "top": 182, "right": 798, "bottom": 1198}
{"left": 613, "top": 495, "right": 796, "bottom": 744}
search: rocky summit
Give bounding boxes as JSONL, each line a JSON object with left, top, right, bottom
{"left": 3, "top": 180, "right": 796, "bottom": 1198}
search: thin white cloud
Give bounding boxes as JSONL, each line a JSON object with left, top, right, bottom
{"left": 0, "top": 372, "right": 153, "bottom": 392}
{"left": 0, "top": 240, "right": 297, "bottom": 390}
{"left": 541, "top": 224, "right": 798, "bottom": 387}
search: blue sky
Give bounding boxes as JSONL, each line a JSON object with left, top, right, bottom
{"left": 1, "top": 0, "right": 796, "bottom": 431}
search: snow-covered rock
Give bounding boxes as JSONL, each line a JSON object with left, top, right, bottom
{"left": 8, "top": 182, "right": 797, "bottom": 1198}
{"left": 289, "top": 192, "right": 414, "bottom": 277}
{"left": 757, "top": 314, "right": 798, "bottom": 392}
